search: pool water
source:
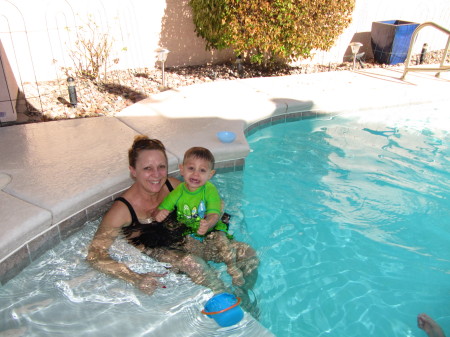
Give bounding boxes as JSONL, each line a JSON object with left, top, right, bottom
{"left": 228, "top": 106, "right": 450, "bottom": 336}
{"left": 1, "top": 104, "right": 449, "bottom": 336}
{"left": 1, "top": 216, "right": 271, "bottom": 336}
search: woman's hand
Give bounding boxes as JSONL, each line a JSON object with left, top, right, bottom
{"left": 135, "top": 272, "right": 168, "bottom": 294}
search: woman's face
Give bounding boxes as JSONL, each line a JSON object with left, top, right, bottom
{"left": 130, "top": 149, "right": 168, "bottom": 193}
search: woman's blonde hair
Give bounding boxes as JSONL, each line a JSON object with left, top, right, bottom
{"left": 128, "top": 135, "right": 167, "bottom": 167}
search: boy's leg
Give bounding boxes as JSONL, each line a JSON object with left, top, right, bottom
{"left": 204, "top": 232, "right": 245, "bottom": 286}
{"left": 144, "top": 247, "right": 227, "bottom": 294}
{"left": 233, "top": 241, "right": 259, "bottom": 290}
{"left": 232, "top": 242, "right": 260, "bottom": 318}
{"left": 202, "top": 236, "right": 260, "bottom": 318}
{"left": 202, "top": 234, "right": 259, "bottom": 289}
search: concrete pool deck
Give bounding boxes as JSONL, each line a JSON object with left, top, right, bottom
{"left": 0, "top": 67, "right": 449, "bottom": 334}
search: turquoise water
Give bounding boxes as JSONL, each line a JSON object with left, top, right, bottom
{"left": 214, "top": 111, "right": 450, "bottom": 336}
{"left": 1, "top": 106, "right": 449, "bottom": 336}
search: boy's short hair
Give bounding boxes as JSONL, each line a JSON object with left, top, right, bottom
{"left": 183, "top": 147, "right": 215, "bottom": 169}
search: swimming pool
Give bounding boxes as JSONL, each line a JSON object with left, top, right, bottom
{"left": 234, "top": 104, "right": 450, "bottom": 336}
{"left": 1, "top": 103, "right": 449, "bottom": 336}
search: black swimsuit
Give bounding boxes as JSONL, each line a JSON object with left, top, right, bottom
{"left": 118, "top": 180, "right": 187, "bottom": 248}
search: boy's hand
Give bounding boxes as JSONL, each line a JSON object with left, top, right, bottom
{"left": 197, "top": 219, "right": 209, "bottom": 235}
{"left": 155, "top": 209, "right": 169, "bottom": 222}
{"left": 196, "top": 214, "right": 219, "bottom": 235}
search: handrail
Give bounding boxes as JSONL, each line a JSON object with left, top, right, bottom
{"left": 401, "top": 22, "right": 450, "bottom": 79}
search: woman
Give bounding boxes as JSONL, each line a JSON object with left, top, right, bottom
{"left": 87, "top": 135, "right": 258, "bottom": 296}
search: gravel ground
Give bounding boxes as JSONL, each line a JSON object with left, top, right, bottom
{"left": 13, "top": 49, "right": 448, "bottom": 125}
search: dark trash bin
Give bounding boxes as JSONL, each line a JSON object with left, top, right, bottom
{"left": 371, "top": 20, "right": 419, "bottom": 65}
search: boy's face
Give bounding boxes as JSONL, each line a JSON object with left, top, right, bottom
{"left": 180, "top": 157, "right": 215, "bottom": 191}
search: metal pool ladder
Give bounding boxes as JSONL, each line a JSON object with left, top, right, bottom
{"left": 401, "top": 22, "right": 450, "bottom": 79}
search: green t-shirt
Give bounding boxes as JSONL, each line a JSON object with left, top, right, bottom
{"left": 159, "top": 181, "right": 224, "bottom": 231}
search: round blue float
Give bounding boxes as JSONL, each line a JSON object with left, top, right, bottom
{"left": 217, "top": 131, "right": 236, "bottom": 143}
{"left": 202, "top": 293, "right": 244, "bottom": 327}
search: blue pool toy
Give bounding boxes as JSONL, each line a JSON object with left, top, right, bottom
{"left": 201, "top": 293, "right": 244, "bottom": 327}
{"left": 217, "top": 131, "right": 236, "bottom": 143}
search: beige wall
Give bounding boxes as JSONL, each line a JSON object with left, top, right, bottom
{"left": 0, "top": 0, "right": 233, "bottom": 84}
{"left": 0, "top": 0, "right": 449, "bottom": 84}
{"left": 0, "top": 40, "right": 18, "bottom": 122}
{"left": 307, "top": 0, "right": 450, "bottom": 65}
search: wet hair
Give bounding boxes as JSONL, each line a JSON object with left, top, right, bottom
{"left": 128, "top": 135, "right": 167, "bottom": 168}
{"left": 183, "top": 147, "right": 215, "bottom": 169}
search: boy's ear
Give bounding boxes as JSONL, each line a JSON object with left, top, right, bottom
{"left": 178, "top": 163, "right": 184, "bottom": 172}
{"left": 209, "top": 169, "right": 216, "bottom": 179}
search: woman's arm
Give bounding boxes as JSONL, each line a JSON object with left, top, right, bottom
{"left": 87, "top": 177, "right": 181, "bottom": 293}
{"left": 86, "top": 202, "right": 163, "bottom": 293}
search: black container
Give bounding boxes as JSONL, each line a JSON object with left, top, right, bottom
{"left": 371, "top": 20, "right": 419, "bottom": 65}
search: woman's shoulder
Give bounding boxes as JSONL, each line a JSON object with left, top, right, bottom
{"left": 102, "top": 197, "right": 133, "bottom": 229}
{"left": 167, "top": 176, "right": 181, "bottom": 189}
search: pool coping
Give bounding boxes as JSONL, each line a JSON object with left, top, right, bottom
{"left": 1, "top": 68, "right": 449, "bottom": 285}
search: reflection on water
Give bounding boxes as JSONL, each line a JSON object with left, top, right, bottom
{"left": 320, "top": 111, "right": 449, "bottom": 257}
{"left": 0, "top": 219, "right": 264, "bottom": 336}
{"left": 241, "top": 103, "right": 450, "bottom": 337}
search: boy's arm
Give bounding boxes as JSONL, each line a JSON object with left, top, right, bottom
{"left": 196, "top": 182, "right": 222, "bottom": 235}
{"left": 155, "top": 209, "right": 170, "bottom": 222}
{"left": 204, "top": 182, "right": 222, "bottom": 215}
{"left": 158, "top": 184, "right": 183, "bottom": 211}
{"left": 155, "top": 184, "right": 183, "bottom": 221}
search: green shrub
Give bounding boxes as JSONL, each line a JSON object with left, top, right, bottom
{"left": 189, "top": 0, "right": 355, "bottom": 65}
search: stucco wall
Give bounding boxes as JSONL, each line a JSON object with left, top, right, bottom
{"left": 0, "top": 0, "right": 233, "bottom": 84}
{"left": 0, "top": 0, "right": 449, "bottom": 84}
{"left": 0, "top": 40, "right": 18, "bottom": 122}
{"left": 307, "top": 0, "right": 450, "bottom": 65}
